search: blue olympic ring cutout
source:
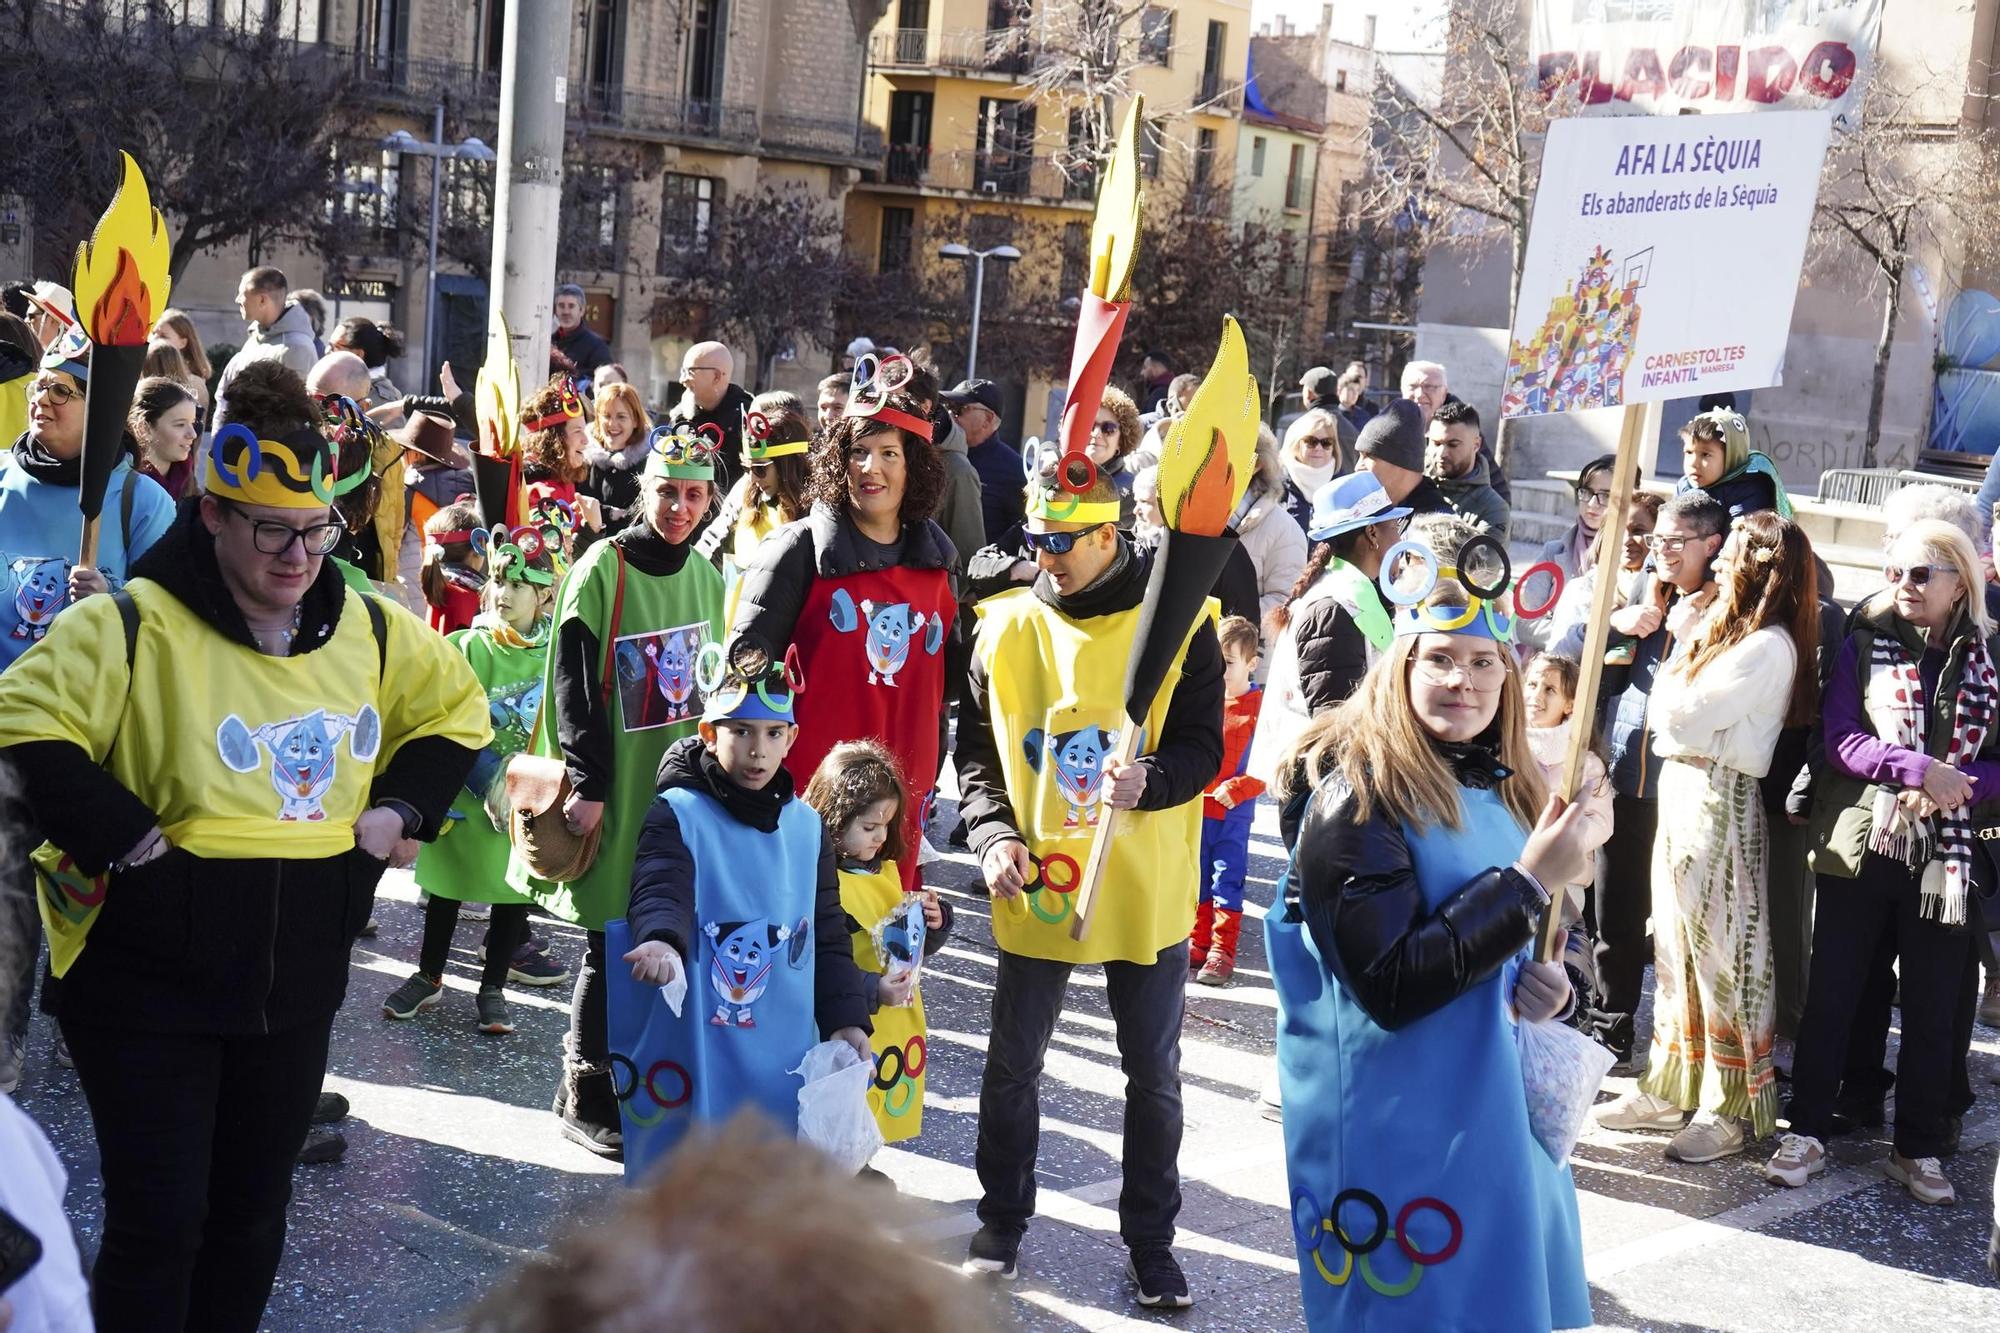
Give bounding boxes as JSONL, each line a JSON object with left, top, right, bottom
{"left": 208, "top": 424, "right": 265, "bottom": 489}
{"left": 1378, "top": 540, "right": 1438, "bottom": 606}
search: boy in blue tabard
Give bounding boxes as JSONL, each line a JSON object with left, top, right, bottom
{"left": 607, "top": 659, "right": 871, "bottom": 1180}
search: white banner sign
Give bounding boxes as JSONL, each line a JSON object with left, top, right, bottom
{"left": 1532, "top": 0, "right": 1882, "bottom": 121}
{"left": 1500, "top": 110, "right": 1831, "bottom": 419}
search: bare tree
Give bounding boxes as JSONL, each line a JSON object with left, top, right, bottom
{"left": 1809, "top": 75, "right": 2000, "bottom": 467}
{"left": 0, "top": 0, "right": 360, "bottom": 283}
{"left": 655, "top": 185, "right": 856, "bottom": 392}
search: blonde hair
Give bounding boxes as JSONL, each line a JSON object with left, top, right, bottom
{"left": 1282, "top": 408, "right": 1345, "bottom": 474}
{"left": 1875, "top": 517, "right": 1994, "bottom": 639}
{"left": 590, "top": 381, "right": 651, "bottom": 451}
{"left": 466, "top": 1117, "right": 998, "bottom": 1332}
{"left": 1277, "top": 579, "right": 1546, "bottom": 832}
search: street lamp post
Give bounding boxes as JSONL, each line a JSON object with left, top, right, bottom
{"left": 938, "top": 241, "right": 1021, "bottom": 382}
{"left": 383, "top": 110, "right": 495, "bottom": 392}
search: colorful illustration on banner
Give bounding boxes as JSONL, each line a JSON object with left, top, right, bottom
{"left": 486, "top": 678, "right": 544, "bottom": 752}
{"left": 1023, "top": 723, "right": 1120, "bottom": 830}
{"left": 826, "top": 587, "right": 944, "bottom": 688}
{"left": 9, "top": 557, "right": 69, "bottom": 640}
{"left": 872, "top": 893, "right": 928, "bottom": 988}
{"left": 216, "top": 706, "right": 384, "bottom": 821}
{"left": 614, "top": 622, "right": 710, "bottom": 730}
{"left": 704, "top": 914, "right": 810, "bottom": 1027}
{"left": 1501, "top": 245, "right": 1651, "bottom": 417}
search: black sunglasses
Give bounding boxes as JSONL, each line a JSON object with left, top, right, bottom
{"left": 1885, "top": 564, "right": 1942, "bottom": 588}
{"left": 1022, "top": 523, "right": 1108, "bottom": 555}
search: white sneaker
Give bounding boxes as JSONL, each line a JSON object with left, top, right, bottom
{"left": 1666, "top": 1111, "right": 1746, "bottom": 1163}
{"left": 1763, "top": 1133, "right": 1826, "bottom": 1187}
{"left": 1594, "top": 1088, "right": 1686, "bottom": 1132}
{"left": 1885, "top": 1152, "right": 1955, "bottom": 1205}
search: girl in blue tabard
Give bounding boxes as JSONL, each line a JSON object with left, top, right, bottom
{"left": 1268, "top": 575, "right": 1594, "bottom": 1331}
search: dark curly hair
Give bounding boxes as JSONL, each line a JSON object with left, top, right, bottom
{"left": 216, "top": 358, "right": 317, "bottom": 438}
{"left": 806, "top": 390, "right": 945, "bottom": 524}
{"left": 522, "top": 378, "right": 586, "bottom": 485}
{"left": 801, "top": 740, "right": 910, "bottom": 864}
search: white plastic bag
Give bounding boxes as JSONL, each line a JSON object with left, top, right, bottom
{"left": 1517, "top": 1017, "right": 1615, "bottom": 1164}
{"left": 792, "top": 1039, "right": 883, "bottom": 1174}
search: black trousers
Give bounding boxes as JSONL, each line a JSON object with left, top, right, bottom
{"left": 1593, "top": 793, "right": 1658, "bottom": 1057}
{"left": 568, "top": 928, "right": 609, "bottom": 1064}
{"left": 62, "top": 1011, "right": 334, "bottom": 1332}
{"left": 3, "top": 788, "right": 41, "bottom": 1043}
{"left": 1837, "top": 897, "right": 1984, "bottom": 1119}
{"left": 418, "top": 895, "right": 528, "bottom": 989}
{"left": 975, "top": 942, "right": 1186, "bottom": 1248}
{"left": 1787, "top": 857, "right": 1971, "bottom": 1158}
{"left": 1765, "top": 812, "right": 1816, "bottom": 1040}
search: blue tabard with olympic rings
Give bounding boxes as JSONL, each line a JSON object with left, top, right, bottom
{"left": 1265, "top": 784, "right": 1591, "bottom": 1331}
{"left": 605, "top": 786, "right": 823, "bottom": 1183}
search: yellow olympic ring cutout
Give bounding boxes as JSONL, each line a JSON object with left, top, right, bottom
{"left": 1312, "top": 1220, "right": 1355, "bottom": 1286}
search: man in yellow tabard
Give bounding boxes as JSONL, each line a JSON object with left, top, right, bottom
{"left": 954, "top": 466, "right": 1223, "bottom": 1308}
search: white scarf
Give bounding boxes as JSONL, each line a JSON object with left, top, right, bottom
{"left": 1284, "top": 454, "right": 1338, "bottom": 505}
{"left": 583, "top": 434, "right": 649, "bottom": 473}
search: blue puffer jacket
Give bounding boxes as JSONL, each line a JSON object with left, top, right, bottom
{"left": 1603, "top": 621, "right": 1673, "bottom": 799}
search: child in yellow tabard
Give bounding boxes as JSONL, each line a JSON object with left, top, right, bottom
{"left": 804, "top": 741, "right": 951, "bottom": 1152}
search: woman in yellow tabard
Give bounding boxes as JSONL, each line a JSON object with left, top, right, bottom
{"left": 953, "top": 462, "right": 1224, "bottom": 1300}
{"left": 802, "top": 740, "right": 952, "bottom": 1150}
{"left": 0, "top": 360, "right": 489, "bottom": 1332}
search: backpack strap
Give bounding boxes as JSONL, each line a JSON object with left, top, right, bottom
{"left": 113, "top": 588, "right": 140, "bottom": 670}
{"left": 360, "top": 591, "right": 388, "bottom": 682}
{"left": 601, "top": 543, "right": 627, "bottom": 698}
{"left": 119, "top": 469, "right": 138, "bottom": 555}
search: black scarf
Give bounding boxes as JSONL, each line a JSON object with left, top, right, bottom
{"left": 11, "top": 434, "right": 80, "bottom": 487}
{"left": 657, "top": 735, "right": 794, "bottom": 832}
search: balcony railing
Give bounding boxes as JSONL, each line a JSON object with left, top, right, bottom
{"left": 763, "top": 113, "right": 871, "bottom": 159}
{"left": 327, "top": 44, "right": 502, "bottom": 109}
{"left": 573, "top": 87, "right": 760, "bottom": 146}
{"left": 872, "top": 146, "right": 1085, "bottom": 204}
{"left": 1195, "top": 75, "right": 1245, "bottom": 112}
{"left": 868, "top": 27, "right": 1035, "bottom": 76}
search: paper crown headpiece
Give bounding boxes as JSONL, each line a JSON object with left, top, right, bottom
{"left": 1380, "top": 534, "right": 1570, "bottom": 645}
{"left": 699, "top": 644, "right": 806, "bottom": 725}
{"left": 1021, "top": 438, "right": 1123, "bottom": 526}
{"left": 317, "top": 393, "right": 388, "bottom": 456}
{"left": 741, "top": 406, "right": 811, "bottom": 463}
{"left": 521, "top": 377, "right": 584, "bottom": 434}
{"left": 846, "top": 353, "right": 933, "bottom": 442}
{"left": 483, "top": 525, "right": 558, "bottom": 585}
{"left": 40, "top": 326, "right": 90, "bottom": 383}
{"left": 643, "top": 423, "right": 722, "bottom": 480}
{"left": 207, "top": 422, "right": 368, "bottom": 511}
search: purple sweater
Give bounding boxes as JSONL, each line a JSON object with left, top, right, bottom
{"left": 1822, "top": 634, "right": 2000, "bottom": 792}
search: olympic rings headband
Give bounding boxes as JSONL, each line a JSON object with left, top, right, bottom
{"left": 741, "top": 408, "right": 810, "bottom": 462}
{"left": 1377, "top": 536, "right": 1567, "bottom": 643}
{"left": 846, "top": 353, "right": 933, "bottom": 442}
{"left": 699, "top": 643, "right": 807, "bottom": 723}
{"left": 644, "top": 423, "right": 722, "bottom": 479}
{"left": 521, "top": 376, "right": 585, "bottom": 433}
{"left": 485, "top": 525, "right": 556, "bottom": 585}
{"left": 316, "top": 394, "right": 390, "bottom": 463}
{"left": 1021, "top": 438, "right": 1123, "bottom": 525}
{"left": 207, "top": 423, "right": 366, "bottom": 510}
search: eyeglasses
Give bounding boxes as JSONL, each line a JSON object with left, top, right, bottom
{"left": 683, "top": 366, "right": 726, "bottom": 378}
{"left": 1092, "top": 420, "right": 1120, "bottom": 436}
{"left": 1297, "top": 436, "right": 1337, "bottom": 452}
{"left": 747, "top": 462, "right": 773, "bottom": 477}
{"left": 29, "top": 377, "right": 81, "bottom": 406}
{"left": 1886, "top": 564, "right": 1950, "bottom": 588}
{"left": 1022, "top": 523, "right": 1108, "bottom": 555}
{"left": 227, "top": 506, "right": 345, "bottom": 556}
{"left": 1411, "top": 650, "right": 1507, "bottom": 692}
{"left": 1575, "top": 487, "right": 1611, "bottom": 508}
{"left": 1643, "top": 534, "right": 1705, "bottom": 555}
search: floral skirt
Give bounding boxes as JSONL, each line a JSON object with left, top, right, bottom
{"left": 1640, "top": 759, "right": 1778, "bottom": 1136}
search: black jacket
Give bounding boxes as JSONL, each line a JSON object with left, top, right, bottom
{"left": 552, "top": 522, "right": 693, "bottom": 800}
{"left": 627, "top": 737, "right": 872, "bottom": 1037}
{"left": 1291, "top": 587, "right": 1383, "bottom": 715}
{"left": 1283, "top": 742, "right": 1547, "bottom": 1031}
{"left": 551, "top": 323, "right": 613, "bottom": 383}
{"left": 1399, "top": 474, "right": 1454, "bottom": 517}
{"left": 954, "top": 539, "right": 1226, "bottom": 859}
{"left": 671, "top": 384, "right": 756, "bottom": 501}
{"left": 727, "top": 504, "right": 959, "bottom": 671}
{"left": 1, "top": 509, "right": 477, "bottom": 1035}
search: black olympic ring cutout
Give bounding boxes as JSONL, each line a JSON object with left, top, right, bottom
{"left": 873, "top": 1042, "right": 906, "bottom": 1092}
{"left": 1330, "top": 1188, "right": 1390, "bottom": 1255}
{"left": 1454, "top": 533, "right": 1512, "bottom": 602}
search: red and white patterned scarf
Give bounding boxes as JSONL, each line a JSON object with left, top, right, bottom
{"left": 1864, "top": 628, "right": 1997, "bottom": 923}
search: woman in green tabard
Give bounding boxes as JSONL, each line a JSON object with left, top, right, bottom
{"left": 508, "top": 428, "right": 725, "bottom": 1156}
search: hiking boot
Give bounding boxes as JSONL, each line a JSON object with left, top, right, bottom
{"left": 1666, "top": 1111, "right": 1746, "bottom": 1163}
{"left": 1763, "top": 1133, "right": 1827, "bottom": 1188}
{"left": 1126, "top": 1245, "right": 1194, "bottom": 1309}
{"left": 1594, "top": 1088, "right": 1686, "bottom": 1133}
{"left": 506, "top": 943, "right": 570, "bottom": 988}
{"left": 964, "top": 1223, "right": 1021, "bottom": 1279}
{"left": 560, "top": 1065, "right": 624, "bottom": 1159}
{"left": 382, "top": 972, "right": 443, "bottom": 1020}
{"left": 476, "top": 986, "right": 514, "bottom": 1035}
{"left": 0, "top": 1035, "right": 21, "bottom": 1096}
{"left": 312, "top": 1090, "right": 350, "bottom": 1124}
{"left": 1885, "top": 1152, "right": 1955, "bottom": 1204}
{"left": 297, "top": 1128, "right": 347, "bottom": 1165}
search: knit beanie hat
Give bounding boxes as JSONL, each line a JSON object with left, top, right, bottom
{"left": 1355, "top": 398, "right": 1427, "bottom": 473}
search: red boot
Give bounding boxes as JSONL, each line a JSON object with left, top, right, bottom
{"left": 1198, "top": 908, "right": 1241, "bottom": 986}
{"left": 1189, "top": 900, "right": 1214, "bottom": 971}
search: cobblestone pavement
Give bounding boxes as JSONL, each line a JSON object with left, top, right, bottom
{"left": 15, "top": 795, "right": 2000, "bottom": 1331}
